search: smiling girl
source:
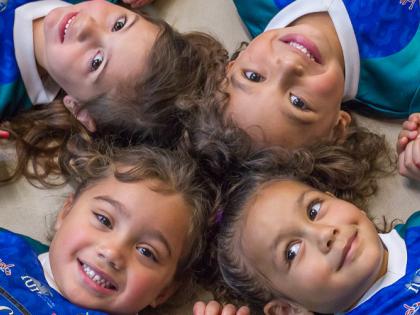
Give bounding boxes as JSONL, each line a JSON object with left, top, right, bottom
{"left": 0, "top": 145, "right": 216, "bottom": 314}
{"left": 212, "top": 148, "right": 419, "bottom": 315}
{"left": 225, "top": 0, "right": 419, "bottom": 148}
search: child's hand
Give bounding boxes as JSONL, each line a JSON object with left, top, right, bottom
{"left": 121, "top": 0, "right": 154, "bottom": 8}
{"left": 397, "top": 113, "right": 420, "bottom": 154}
{"left": 398, "top": 137, "right": 420, "bottom": 181}
{"left": 193, "top": 301, "right": 250, "bottom": 315}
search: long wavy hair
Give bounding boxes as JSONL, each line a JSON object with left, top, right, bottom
{"left": 183, "top": 104, "right": 395, "bottom": 313}
{"left": 0, "top": 15, "right": 228, "bottom": 186}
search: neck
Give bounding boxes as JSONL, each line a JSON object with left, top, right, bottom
{"left": 33, "top": 17, "right": 48, "bottom": 76}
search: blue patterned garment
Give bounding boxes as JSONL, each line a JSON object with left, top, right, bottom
{"left": 0, "top": 229, "right": 107, "bottom": 314}
{"left": 346, "top": 212, "right": 420, "bottom": 314}
{"left": 232, "top": 0, "right": 420, "bottom": 118}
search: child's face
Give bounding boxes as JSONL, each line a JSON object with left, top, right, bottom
{"left": 49, "top": 176, "right": 190, "bottom": 314}
{"left": 241, "top": 180, "right": 386, "bottom": 314}
{"left": 40, "top": 0, "right": 159, "bottom": 103}
{"left": 225, "top": 24, "right": 348, "bottom": 148}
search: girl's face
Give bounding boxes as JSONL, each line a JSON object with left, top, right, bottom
{"left": 225, "top": 14, "right": 348, "bottom": 148}
{"left": 240, "top": 180, "right": 386, "bottom": 314}
{"left": 49, "top": 176, "right": 190, "bottom": 314}
{"left": 38, "top": 0, "right": 159, "bottom": 103}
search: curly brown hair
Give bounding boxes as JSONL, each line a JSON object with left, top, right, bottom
{"left": 0, "top": 18, "right": 229, "bottom": 186}
{"left": 183, "top": 104, "right": 395, "bottom": 313}
{"left": 60, "top": 144, "right": 217, "bottom": 315}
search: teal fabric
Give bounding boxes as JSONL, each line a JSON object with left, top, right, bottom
{"left": 233, "top": 0, "right": 277, "bottom": 38}
{"left": 395, "top": 211, "right": 420, "bottom": 238}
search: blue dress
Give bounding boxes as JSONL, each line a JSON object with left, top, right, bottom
{"left": 0, "top": 228, "right": 107, "bottom": 314}
{"left": 232, "top": 0, "right": 420, "bottom": 118}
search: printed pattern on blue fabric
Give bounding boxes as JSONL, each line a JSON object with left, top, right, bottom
{"left": 0, "top": 229, "right": 106, "bottom": 314}
{"left": 346, "top": 225, "right": 420, "bottom": 314}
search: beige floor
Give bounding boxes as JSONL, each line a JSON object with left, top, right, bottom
{"left": 1, "top": 0, "right": 419, "bottom": 314}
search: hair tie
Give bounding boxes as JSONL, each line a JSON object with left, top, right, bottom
{"left": 215, "top": 207, "right": 224, "bottom": 224}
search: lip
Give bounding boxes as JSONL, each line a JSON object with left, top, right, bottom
{"left": 77, "top": 259, "right": 118, "bottom": 295}
{"left": 59, "top": 12, "right": 78, "bottom": 43}
{"left": 337, "top": 231, "right": 357, "bottom": 271}
{"left": 280, "top": 34, "right": 322, "bottom": 64}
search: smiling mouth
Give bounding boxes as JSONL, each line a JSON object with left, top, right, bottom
{"left": 60, "top": 12, "right": 78, "bottom": 43}
{"left": 78, "top": 259, "right": 118, "bottom": 291}
{"left": 337, "top": 231, "right": 357, "bottom": 271}
{"left": 280, "top": 35, "right": 322, "bottom": 64}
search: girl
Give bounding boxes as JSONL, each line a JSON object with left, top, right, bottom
{"left": 1, "top": 0, "right": 227, "bottom": 131}
{"left": 224, "top": 0, "right": 419, "bottom": 148}
{"left": 0, "top": 144, "right": 217, "bottom": 314}
{"left": 0, "top": 3, "right": 228, "bottom": 184}
{"left": 201, "top": 146, "right": 417, "bottom": 314}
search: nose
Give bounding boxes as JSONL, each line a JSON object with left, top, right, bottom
{"left": 97, "top": 242, "right": 126, "bottom": 270}
{"left": 75, "top": 14, "right": 102, "bottom": 43}
{"left": 310, "top": 224, "right": 337, "bottom": 253}
{"left": 275, "top": 56, "right": 304, "bottom": 83}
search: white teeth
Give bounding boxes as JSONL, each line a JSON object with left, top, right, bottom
{"left": 289, "top": 41, "right": 315, "bottom": 61}
{"left": 82, "top": 263, "right": 113, "bottom": 289}
{"left": 64, "top": 16, "right": 76, "bottom": 36}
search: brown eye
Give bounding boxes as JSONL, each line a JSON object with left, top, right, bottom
{"left": 289, "top": 93, "right": 308, "bottom": 110}
{"left": 244, "top": 70, "right": 264, "bottom": 82}
{"left": 307, "top": 201, "right": 321, "bottom": 221}
{"left": 112, "top": 16, "right": 126, "bottom": 32}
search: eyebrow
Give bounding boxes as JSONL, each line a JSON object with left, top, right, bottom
{"left": 94, "top": 196, "right": 130, "bottom": 218}
{"left": 94, "top": 14, "right": 140, "bottom": 85}
{"left": 269, "top": 188, "right": 313, "bottom": 266}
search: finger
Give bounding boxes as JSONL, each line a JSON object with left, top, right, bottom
{"left": 221, "top": 304, "right": 237, "bottom": 315}
{"left": 238, "top": 306, "right": 251, "bottom": 315}
{"left": 408, "top": 113, "right": 420, "bottom": 123}
{"left": 412, "top": 138, "right": 420, "bottom": 168}
{"left": 402, "top": 120, "right": 417, "bottom": 131}
{"left": 404, "top": 140, "right": 413, "bottom": 170}
{"left": 205, "top": 301, "right": 222, "bottom": 315}
{"left": 193, "top": 302, "right": 206, "bottom": 315}
{"left": 397, "top": 136, "right": 408, "bottom": 154}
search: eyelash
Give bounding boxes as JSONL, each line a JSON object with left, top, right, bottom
{"left": 284, "top": 199, "right": 322, "bottom": 265}
{"left": 289, "top": 93, "right": 309, "bottom": 111}
{"left": 112, "top": 15, "right": 127, "bottom": 32}
{"left": 137, "top": 246, "right": 157, "bottom": 262}
{"left": 88, "top": 16, "right": 127, "bottom": 72}
{"left": 307, "top": 199, "right": 322, "bottom": 221}
{"left": 243, "top": 70, "right": 265, "bottom": 82}
{"left": 94, "top": 212, "right": 112, "bottom": 228}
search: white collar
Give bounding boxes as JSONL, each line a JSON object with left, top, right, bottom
{"left": 38, "top": 252, "right": 62, "bottom": 294}
{"left": 13, "top": 0, "right": 69, "bottom": 105}
{"left": 336, "top": 229, "right": 407, "bottom": 314}
{"left": 264, "top": 0, "right": 359, "bottom": 101}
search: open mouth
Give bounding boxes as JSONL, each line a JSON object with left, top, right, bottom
{"left": 60, "top": 12, "right": 78, "bottom": 43}
{"left": 280, "top": 34, "right": 322, "bottom": 64}
{"left": 78, "top": 259, "right": 118, "bottom": 291}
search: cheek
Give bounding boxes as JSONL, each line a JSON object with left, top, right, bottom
{"left": 312, "top": 70, "right": 344, "bottom": 101}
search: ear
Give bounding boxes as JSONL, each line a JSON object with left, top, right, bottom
{"left": 264, "top": 299, "right": 312, "bottom": 315}
{"left": 63, "top": 95, "right": 96, "bottom": 132}
{"left": 226, "top": 60, "right": 236, "bottom": 72}
{"left": 331, "top": 110, "right": 351, "bottom": 144}
{"left": 55, "top": 194, "right": 74, "bottom": 231}
{"left": 149, "top": 282, "right": 180, "bottom": 308}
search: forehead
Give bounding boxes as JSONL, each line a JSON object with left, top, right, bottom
{"left": 243, "top": 180, "right": 314, "bottom": 227}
